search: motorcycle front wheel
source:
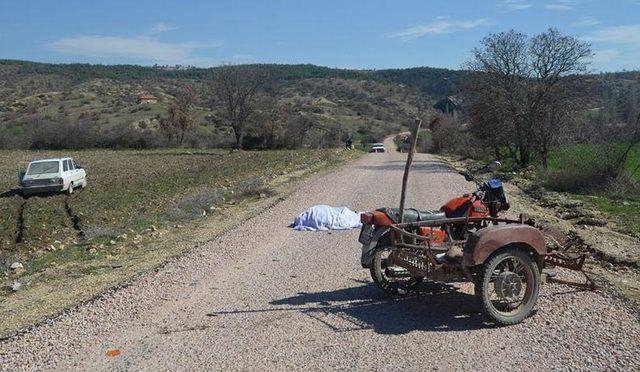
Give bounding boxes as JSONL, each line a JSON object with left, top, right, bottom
{"left": 370, "top": 246, "right": 423, "bottom": 296}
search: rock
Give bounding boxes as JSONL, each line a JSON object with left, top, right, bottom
{"left": 150, "top": 225, "right": 157, "bottom": 232}
{"left": 10, "top": 262, "right": 25, "bottom": 276}
{"left": 116, "top": 234, "right": 127, "bottom": 240}
{"left": 259, "top": 193, "right": 267, "bottom": 198}
{"left": 574, "top": 218, "right": 607, "bottom": 227}
{"left": 89, "top": 248, "right": 97, "bottom": 254}
{"left": 109, "top": 240, "right": 116, "bottom": 245}
{"left": 11, "top": 281, "right": 22, "bottom": 292}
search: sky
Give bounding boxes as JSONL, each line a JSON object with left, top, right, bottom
{"left": 0, "top": 0, "right": 639, "bottom": 72}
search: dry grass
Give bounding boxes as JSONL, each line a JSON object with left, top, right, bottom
{"left": 0, "top": 147, "right": 359, "bottom": 337}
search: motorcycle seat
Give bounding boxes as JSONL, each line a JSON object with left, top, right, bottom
{"left": 377, "top": 207, "right": 446, "bottom": 224}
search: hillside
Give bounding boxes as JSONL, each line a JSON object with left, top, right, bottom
{"left": 0, "top": 60, "right": 638, "bottom": 150}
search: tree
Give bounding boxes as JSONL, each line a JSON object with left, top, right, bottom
{"left": 209, "top": 65, "right": 269, "bottom": 149}
{"left": 160, "top": 85, "right": 198, "bottom": 145}
{"left": 466, "top": 28, "right": 591, "bottom": 167}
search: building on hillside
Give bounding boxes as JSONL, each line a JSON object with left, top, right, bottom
{"left": 138, "top": 94, "right": 158, "bottom": 104}
{"left": 433, "top": 96, "right": 460, "bottom": 119}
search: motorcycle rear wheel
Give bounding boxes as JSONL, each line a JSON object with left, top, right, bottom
{"left": 370, "top": 246, "right": 423, "bottom": 296}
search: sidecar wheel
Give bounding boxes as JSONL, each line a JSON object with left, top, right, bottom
{"left": 370, "top": 246, "right": 423, "bottom": 296}
{"left": 478, "top": 246, "right": 540, "bottom": 325}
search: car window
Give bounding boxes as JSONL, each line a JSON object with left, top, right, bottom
{"left": 69, "top": 159, "right": 75, "bottom": 170}
{"left": 27, "top": 161, "right": 59, "bottom": 175}
{"left": 63, "top": 160, "right": 69, "bottom": 172}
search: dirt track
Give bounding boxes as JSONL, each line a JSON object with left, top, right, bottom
{"left": 1, "top": 139, "right": 639, "bottom": 371}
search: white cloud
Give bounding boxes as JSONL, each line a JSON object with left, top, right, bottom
{"left": 387, "top": 18, "right": 495, "bottom": 39}
{"left": 592, "top": 49, "right": 620, "bottom": 64}
{"left": 546, "top": 0, "right": 578, "bottom": 11}
{"left": 583, "top": 25, "right": 640, "bottom": 70}
{"left": 545, "top": 0, "right": 578, "bottom": 12}
{"left": 571, "top": 17, "right": 600, "bottom": 27}
{"left": 500, "top": 0, "right": 533, "bottom": 11}
{"left": 149, "top": 23, "right": 177, "bottom": 35}
{"left": 582, "top": 24, "right": 640, "bottom": 45}
{"left": 48, "top": 25, "right": 221, "bottom": 65}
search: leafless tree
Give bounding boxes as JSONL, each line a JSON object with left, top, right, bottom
{"left": 160, "top": 84, "right": 198, "bottom": 146}
{"left": 527, "top": 29, "right": 592, "bottom": 167}
{"left": 465, "top": 28, "right": 591, "bottom": 167}
{"left": 209, "top": 65, "right": 269, "bottom": 149}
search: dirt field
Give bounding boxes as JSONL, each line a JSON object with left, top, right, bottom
{"left": 1, "top": 138, "right": 638, "bottom": 370}
{"left": 0, "top": 148, "right": 358, "bottom": 337}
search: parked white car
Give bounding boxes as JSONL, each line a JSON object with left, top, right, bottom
{"left": 20, "top": 158, "right": 87, "bottom": 195}
{"left": 370, "top": 143, "right": 386, "bottom": 153}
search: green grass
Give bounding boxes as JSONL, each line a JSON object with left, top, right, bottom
{"left": 547, "top": 143, "right": 640, "bottom": 182}
{"left": 0, "top": 148, "right": 356, "bottom": 264}
{"left": 571, "top": 193, "right": 640, "bottom": 237}
{"left": 544, "top": 143, "right": 640, "bottom": 235}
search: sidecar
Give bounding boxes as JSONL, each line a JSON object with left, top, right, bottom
{"left": 360, "top": 214, "right": 595, "bottom": 325}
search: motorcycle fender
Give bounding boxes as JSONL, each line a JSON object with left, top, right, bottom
{"left": 463, "top": 224, "right": 546, "bottom": 267}
{"left": 361, "top": 227, "right": 391, "bottom": 268}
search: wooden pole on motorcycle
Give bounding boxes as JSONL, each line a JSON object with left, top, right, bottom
{"left": 398, "top": 118, "right": 422, "bottom": 226}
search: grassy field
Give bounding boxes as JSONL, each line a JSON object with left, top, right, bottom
{"left": 0, "top": 148, "right": 357, "bottom": 287}
{"left": 547, "top": 143, "right": 640, "bottom": 182}
{"left": 545, "top": 144, "right": 640, "bottom": 236}
{"left": 0, "top": 147, "right": 360, "bottom": 337}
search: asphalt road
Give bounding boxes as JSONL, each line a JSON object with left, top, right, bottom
{"left": 2, "top": 139, "right": 639, "bottom": 371}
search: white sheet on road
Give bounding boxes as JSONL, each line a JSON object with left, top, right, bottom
{"left": 293, "top": 205, "right": 362, "bottom": 231}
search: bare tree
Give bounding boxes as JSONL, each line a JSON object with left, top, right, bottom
{"left": 209, "top": 65, "right": 269, "bottom": 149}
{"left": 527, "top": 28, "right": 592, "bottom": 167}
{"left": 466, "top": 28, "right": 591, "bottom": 167}
{"left": 160, "top": 84, "right": 198, "bottom": 146}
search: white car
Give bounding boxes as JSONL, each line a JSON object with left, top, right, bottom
{"left": 370, "top": 143, "right": 386, "bottom": 153}
{"left": 20, "top": 157, "right": 87, "bottom": 195}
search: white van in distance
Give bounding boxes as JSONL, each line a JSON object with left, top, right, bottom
{"left": 20, "top": 158, "right": 87, "bottom": 195}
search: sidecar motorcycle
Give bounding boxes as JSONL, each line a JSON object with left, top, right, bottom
{"left": 358, "top": 161, "right": 596, "bottom": 325}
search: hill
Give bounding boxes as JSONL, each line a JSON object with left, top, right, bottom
{"left": 0, "top": 60, "right": 637, "bottom": 150}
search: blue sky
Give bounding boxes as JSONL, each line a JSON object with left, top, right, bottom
{"left": 1, "top": 0, "right": 639, "bottom": 72}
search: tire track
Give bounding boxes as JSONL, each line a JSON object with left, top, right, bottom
{"left": 14, "top": 198, "right": 25, "bottom": 245}
{"left": 64, "top": 197, "right": 85, "bottom": 240}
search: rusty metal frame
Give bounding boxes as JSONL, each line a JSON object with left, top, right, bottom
{"left": 386, "top": 216, "right": 600, "bottom": 290}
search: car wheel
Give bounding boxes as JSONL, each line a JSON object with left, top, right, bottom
{"left": 67, "top": 182, "right": 74, "bottom": 195}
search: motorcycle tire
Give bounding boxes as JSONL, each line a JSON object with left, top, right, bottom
{"left": 370, "top": 246, "right": 423, "bottom": 296}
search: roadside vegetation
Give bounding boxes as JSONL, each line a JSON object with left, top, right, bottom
{"left": 426, "top": 28, "right": 640, "bottom": 236}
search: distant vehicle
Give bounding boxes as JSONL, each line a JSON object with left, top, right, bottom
{"left": 19, "top": 158, "right": 87, "bottom": 195}
{"left": 370, "top": 143, "right": 386, "bottom": 153}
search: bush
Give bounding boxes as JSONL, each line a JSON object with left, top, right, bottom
{"left": 544, "top": 144, "right": 623, "bottom": 192}
{"left": 165, "top": 187, "right": 224, "bottom": 221}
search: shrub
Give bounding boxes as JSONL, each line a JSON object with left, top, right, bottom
{"left": 165, "top": 187, "right": 224, "bottom": 221}
{"left": 235, "top": 177, "right": 274, "bottom": 199}
{"left": 544, "top": 144, "right": 622, "bottom": 192}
